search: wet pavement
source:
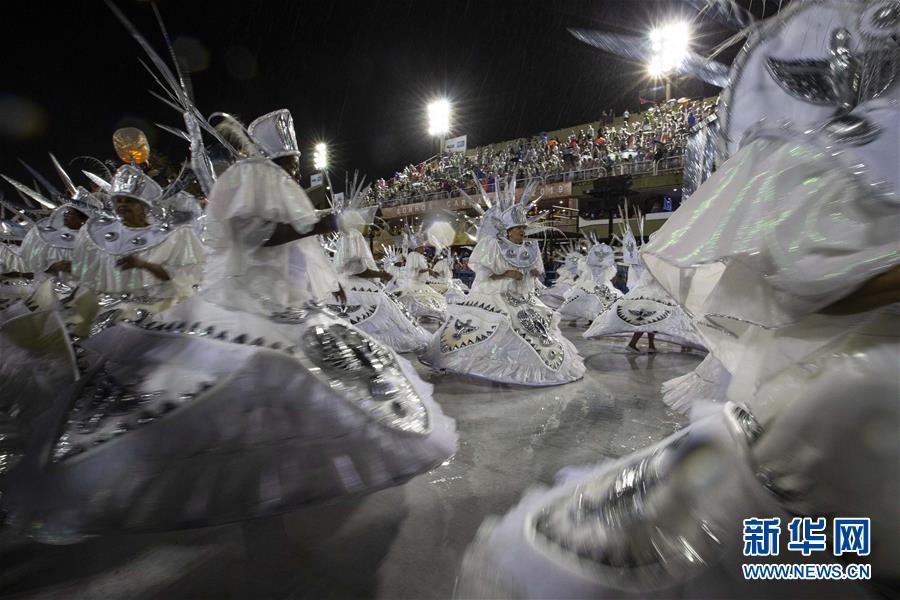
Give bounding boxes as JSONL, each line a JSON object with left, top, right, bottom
{"left": 0, "top": 326, "right": 699, "bottom": 599}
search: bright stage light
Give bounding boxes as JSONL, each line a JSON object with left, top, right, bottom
{"left": 427, "top": 99, "right": 451, "bottom": 136}
{"left": 647, "top": 22, "right": 690, "bottom": 77}
{"left": 313, "top": 142, "right": 328, "bottom": 170}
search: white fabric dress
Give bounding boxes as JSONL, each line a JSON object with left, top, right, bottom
{"left": 427, "top": 258, "right": 468, "bottom": 304}
{"left": 583, "top": 266, "right": 706, "bottom": 350}
{"left": 557, "top": 244, "right": 622, "bottom": 323}
{"left": 19, "top": 218, "right": 80, "bottom": 277}
{"left": 396, "top": 251, "right": 448, "bottom": 321}
{"left": 457, "top": 89, "right": 900, "bottom": 596}
{"left": 0, "top": 158, "right": 457, "bottom": 540}
{"left": 421, "top": 236, "right": 585, "bottom": 386}
{"left": 538, "top": 255, "right": 580, "bottom": 310}
{"left": 332, "top": 228, "right": 430, "bottom": 353}
{"left": 71, "top": 216, "right": 205, "bottom": 328}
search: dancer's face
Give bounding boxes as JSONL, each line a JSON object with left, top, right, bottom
{"left": 507, "top": 226, "right": 525, "bottom": 244}
{"left": 63, "top": 208, "right": 88, "bottom": 230}
{"left": 114, "top": 197, "right": 149, "bottom": 227}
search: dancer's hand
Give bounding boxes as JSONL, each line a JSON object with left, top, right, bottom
{"left": 46, "top": 260, "right": 72, "bottom": 274}
{"left": 333, "top": 284, "right": 347, "bottom": 305}
{"left": 116, "top": 255, "right": 143, "bottom": 271}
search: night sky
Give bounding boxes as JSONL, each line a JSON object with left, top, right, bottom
{"left": 1, "top": 0, "right": 779, "bottom": 193}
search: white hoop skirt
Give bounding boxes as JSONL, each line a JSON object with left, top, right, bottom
{"left": 583, "top": 275, "right": 706, "bottom": 350}
{"left": 396, "top": 282, "right": 448, "bottom": 322}
{"left": 329, "top": 276, "right": 431, "bottom": 353}
{"left": 538, "top": 280, "right": 574, "bottom": 310}
{"left": 420, "top": 292, "right": 585, "bottom": 386}
{"left": 557, "top": 282, "right": 621, "bottom": 323}
{"left": 0, "top": 295, "right": 457, "bottom": 541}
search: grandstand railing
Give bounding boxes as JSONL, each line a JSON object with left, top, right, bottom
{"left": 377, "top": 156, "right": 685, "bottom": 208}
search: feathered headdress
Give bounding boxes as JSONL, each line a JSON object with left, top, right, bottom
{"left": 326, "top": 171, "right": 377, "bottom": 233}
{"left": 612, "top": 201, "right": 644, "bottom": 266}
{"left": 457, "top": 173, "right": 549, "bottom": 242}
{"left": 380, "top": 244, "right": 403, "bottom": 267}
{"left": 582, "top": 230, "right": 615, "bottom": 268}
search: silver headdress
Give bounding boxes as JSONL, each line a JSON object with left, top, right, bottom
{"left": 106, "top": 1, "right": 245, "bottom": 197}
{"left": 484, "top": 174, "right": 547, "bottom": 241}
{"left": 381, "top": 244, "right": 403, "bottom": 267}
{"left": 583, "top": 231, "right": 615, "bottom": 268}
{"left": 402, "top": 224, "right": 427, "bottom": 252}
{"left": 110, "top": 164, "right": 164, "bottom": 205}
{"left": 1, "top": 174, "right": 58, "bottom": 211}
{"left": 0, "top": 192, "right": 34, "bottom": 241}
{"left": 48, "top": 153, "right": 106, "bottom": 218}
{"left": 247, "top": 109, "right": 302, "bottom": 160}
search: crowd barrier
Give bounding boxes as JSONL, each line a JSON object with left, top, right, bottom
{"left": 378, "top": 156, "right": 684, "bottom": 208}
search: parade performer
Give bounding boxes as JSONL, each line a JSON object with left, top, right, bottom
{"left": 328, "top": 173, "right": 430, "bottom": 353}
{"left": 458, "top": 2, "right": 900, "bottom": 595}
{"left": 584, "top": 215, "right": 705, "bottom": 353}
{"left": 557, "top": 233, "right": 622, "bottom": 325}
{"left": 421, "top": 176, "right": 585, "bottom": 386}
{"left": 395, "top": 225, "right": 448, "bottom": 322}
{"left": 537, "top": 241, "right": 582, "bottom": 310}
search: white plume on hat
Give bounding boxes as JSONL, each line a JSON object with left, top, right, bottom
{"left": 327, "top": 171, "right": 377, "bottom": 233}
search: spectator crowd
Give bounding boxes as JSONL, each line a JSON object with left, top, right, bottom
{"left": 369, "top": 97, "right": 718, "bottom": 207}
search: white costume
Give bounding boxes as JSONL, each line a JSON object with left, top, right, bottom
{"left": 16, "top": 155, "right": 107, "bottom": 282}
{"left": 428, "top": 256, "right": 468, "bottom": 304}
{"left": 396, "top": 237, "right": 448, "bottom": 322}
{"left": 557, "top": 236, "right": 622, "bottom": 323}
{"left": 380, "top": 244, "right": 405, "bottom": 294}
{"left": 584, "top": 254, "right": 706, "bottom": 350}
{"left": 421, "top": 178, "right": 585, "bottom": 386}
{"left": 0, "top": 109, "right": 457, "bottom": 540}
{"left": 538, "top": 244, "right": 581, "bottom": 310}
{"left": 0, "top": 239, "right": 27, "bottom": 274}
{"left": 0, "top": 237, "right": 31, "bottom": 310}
{"left": 71, "top": 166, "right": 204, "bottom": 325}
{"left": 459, "top": 2, "right": 900, "bottom": 595}
{"left": 328, "top": 178, "right": 430, "bottom": 353}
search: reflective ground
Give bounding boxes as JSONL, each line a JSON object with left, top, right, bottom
{"left": 0, "top": 326, "right": 698, "bottom": 599}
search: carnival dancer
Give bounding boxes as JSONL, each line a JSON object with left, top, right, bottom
{"left": 12, "top": 156, "right": 107, "bottom": 283}
{"left": 421, "top": 176, "right": 585, "bottom": 386}
{"left": 557, "top": 233, "right": 622, "bottom": 325}
{"left": 584, "top": 214, "right": 705, "bottom": 353}
{"left": 424, "top": 224, "right": 469, "bottom": 304}
{"left": 395, "top": 225, "right": 449, "bottom": 322}
{"left": 0, "top": 93, "right": 458, "bottom": 539}
{"left": 380, "top": 244, "right": 405, "bottom": 294}
{"left": 69, "top": 163, "right": 204, "bottom": 329}
{"left": 458, "top": 2, "right": 900, "bottom": 595}
{"left": 537, "top": 241, "right": 582, "bottom": 310}
{"left": 328, "top": 173, "right": 430, "bottom": 353}
{"left": 431, "top": 253, "right": 469, "bottom": 304}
